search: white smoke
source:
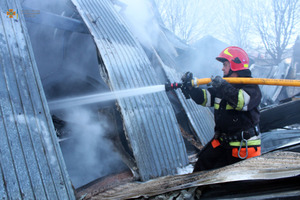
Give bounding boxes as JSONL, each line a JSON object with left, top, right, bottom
{"left": 62, "top": 107, "right": 125, "bottom": 188}
{"left": 117, "top": 0, "right": 161, "bottom": 49}
{"left": 115, "top": 0, "right": 222, "bottom": 79}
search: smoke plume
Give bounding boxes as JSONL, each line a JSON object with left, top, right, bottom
{"left": 61, "top": 107, "right": 126, "bottom": 188}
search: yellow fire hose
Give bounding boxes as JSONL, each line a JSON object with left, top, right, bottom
{"left": 193, "top": 78, "right": 300, "bottom": 87}
{"left": 165, "top": 78, "right": 300, "bottom": 91}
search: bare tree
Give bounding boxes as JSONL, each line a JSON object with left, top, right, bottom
{"left": 154, "top": 0, "right": 219, "bottom": 44}
{"left": 218, "top": 0, "right": 255, "bottom": 51}
{"left": 252, "top": 0, "right": 299, "bottom": 65}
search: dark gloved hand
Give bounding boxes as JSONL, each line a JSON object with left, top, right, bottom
{"left": 181, "top": 72, "right": 193, "bottom": 99}
{"left": 181, "top": 72, "right": 193, "bottom": 87}
{"left": 212, "top": 76, "right": 238, "bottom": 107}
{"left": 211, "top": 76, "right": 226, "bottom": 89}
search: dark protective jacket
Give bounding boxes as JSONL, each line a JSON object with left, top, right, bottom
{"left": 189, "top": 79, "right": 262, "bottom": 135}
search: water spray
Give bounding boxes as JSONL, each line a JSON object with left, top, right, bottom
{"left": 48, "top": 78, "right": 300, "bottom": 111}
{"left": 48, "top": 85, "right": 165, "bottom": 110}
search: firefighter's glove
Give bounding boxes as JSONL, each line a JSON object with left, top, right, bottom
{"left": 211, "top": 76, "right": 227, "bottom": 89}
{"left": 181, "top": 72, "right": 193, "bottom": 99}
{"left": 212, "top": 76, "right": 239, "bottom": 107}
{"left": 181, "top": 72, "right": 193, "bottom": 88}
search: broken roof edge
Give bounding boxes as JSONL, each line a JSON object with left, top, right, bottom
{"left": 91, "top": 151, "right": 300, "bottom": 199}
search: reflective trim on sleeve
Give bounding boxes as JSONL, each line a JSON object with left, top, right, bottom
{"left": 236, "top": 89, "right": 245, "bottom": 110}
{"left": 214, "top": 97, "right": 221, "bottom": 110}
{"left": 201, "top": 89, "right": 212, "bottom": 107}
{"left": 201, "top": 89, "right": 207, "bottom": 106}
{"left": 214, "top": 103, "right": 219, "bottom": 110}
{"left": 236, "top": 89, "right": 251, "bottom": 111}
{"left": 241, "top": 89, "right": 251, "bottom": 111}
{"left": 215, "top": 97, "right": 221, "bottom": 104}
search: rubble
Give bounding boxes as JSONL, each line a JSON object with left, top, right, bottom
{"left": 84, "top": 151, "right": 300, "bottom": 199}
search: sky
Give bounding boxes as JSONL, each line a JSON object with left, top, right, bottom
{"left": 154, "top": 0, "right": 299, "bottom": 53}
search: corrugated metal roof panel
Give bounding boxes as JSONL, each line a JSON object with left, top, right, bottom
{"left": 260, "top": 100, "right": 300, "bottom": 132}
{"left": 0, "top": 1, "right": 74, "bottom": 199}
{"left": 139, "top": 26, "right": 215, "bottom": 145}
{"left": 71, "top": 0, "right": 189, "bottom": 181}
{"left": 262, "top": 129, "right": 300, "bottom": 153}
{"left": 161, "top": 64, "right": 215, "bottom": 145}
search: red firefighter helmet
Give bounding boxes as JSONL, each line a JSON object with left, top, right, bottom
{"left": 216, "top": 46, "right": 249, "bottom": 71}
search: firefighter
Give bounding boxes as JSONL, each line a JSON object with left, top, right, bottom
{"left": 181, "top": 46, "right": 262, "bottom": 172}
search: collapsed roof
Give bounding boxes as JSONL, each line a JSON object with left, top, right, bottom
{"left": 68, "top": 0, "right": 216, "bottom": 182}
{"left": 1, "top": 0, "right": 300, "bottom": 199}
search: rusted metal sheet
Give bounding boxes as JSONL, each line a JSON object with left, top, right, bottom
{"left": 91, "top": 151, "right": 300, "bottom": 199}
{"left": 0, "top": 1, "right": 74, "bottom": 199}
{"left": 71, "top": 0, "right": 189, "bottom": 181}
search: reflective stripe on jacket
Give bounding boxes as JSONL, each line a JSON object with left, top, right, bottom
{"left": 189, "top": 81, "right": 262, "bottom": 134}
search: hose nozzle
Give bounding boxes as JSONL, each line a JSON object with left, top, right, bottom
{"left": 165, "top": 82, "right": 183, "bottom": 91}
